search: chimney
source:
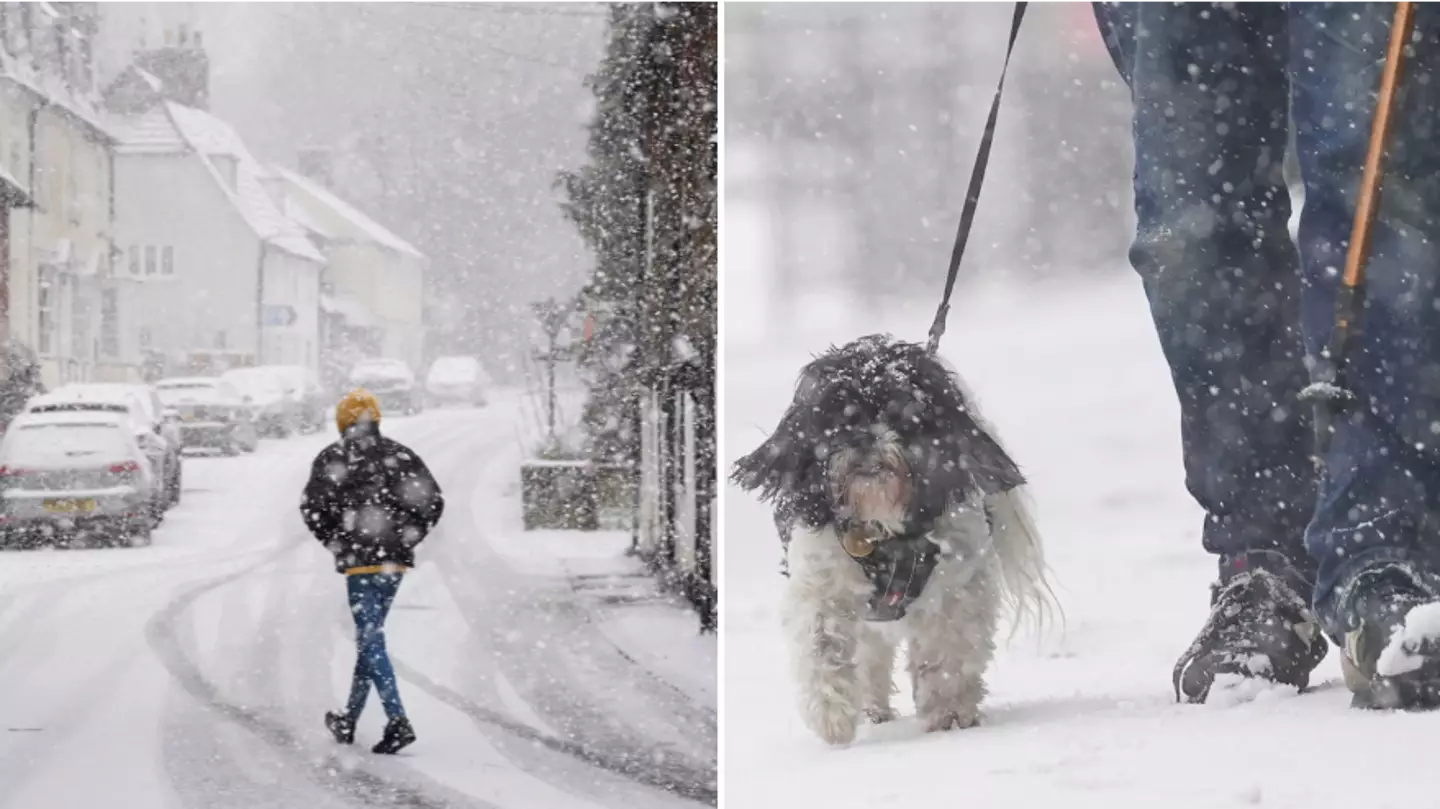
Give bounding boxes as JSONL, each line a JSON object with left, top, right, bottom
{"left": 209, "top": 154, "right": 237, "bottom": 191}
{"left": 132, "top": 33, "right": 210, "bottom": 109}
{"left": 297, "top": 148, "right": 333, "bottom": 189}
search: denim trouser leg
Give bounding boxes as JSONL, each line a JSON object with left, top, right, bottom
{"left": 1097, "top": 1, "right": 1440, "bottom": 639}
{"left": 1290, "top": 3, "right": 1440, "bottom": 637}
{"left": 1093, "top": 3, "right": 1317, "bottom": 579}
{"left": 344, "top": 573, "right": 407, "bottom": 721}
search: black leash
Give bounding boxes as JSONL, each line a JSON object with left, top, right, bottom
{"left": 926, "top": 1, "right": 1028, "bottom": 356}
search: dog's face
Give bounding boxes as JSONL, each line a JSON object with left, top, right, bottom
{"left": 827, "top": 425, "right": 911, "bottom": 532}
{"left": 732, "top": 334, "right": 1025, "bottom": 534}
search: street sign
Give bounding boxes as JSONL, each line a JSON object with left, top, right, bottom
{"left": 262, "top": 304, "right": 297, "bottom": 327}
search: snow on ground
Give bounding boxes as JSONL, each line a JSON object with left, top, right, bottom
{"left": 0, "top": 395, "right": 714, "bottom": 808}
{"left": 723, "top": 270, "right": 1440, "bottom": 809}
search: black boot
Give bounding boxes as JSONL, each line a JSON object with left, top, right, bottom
{"left": 1339, "top": 563, "right": 1440, "bottom": 710}
{"left": 372, "top": 716, "right": 416, "bottom": 755}
{"left": 1173, "top": 551, "right": 1329, "bottom": 703}
{"left": 324, "top": 711, "right": 355, "bottom": 745}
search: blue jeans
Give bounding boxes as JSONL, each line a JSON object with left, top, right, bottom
{"left": 345, "top": 573, "right": 406, "bottom": 721}
{"left": 1095, "top": 2, "right": 1440, "bottom": 638}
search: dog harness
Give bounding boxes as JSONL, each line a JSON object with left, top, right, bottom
{"left": 841, "top": 507, "right": 995, "bottom": 622}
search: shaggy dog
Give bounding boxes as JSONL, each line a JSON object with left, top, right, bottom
{"left": 732, "top": 334, "right": 1055, "bottom": 745}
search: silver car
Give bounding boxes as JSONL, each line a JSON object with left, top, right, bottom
{"left": 0, "top": 410, "right": 158, "bottom": 549}
{"left": 155, "top": 377, "right": 260, "bottom": 455}
{"left": 24, "top": 383, "right": 183, "bottom": 516}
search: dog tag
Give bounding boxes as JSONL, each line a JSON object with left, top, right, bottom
{"left": 841, "top": 530, "right": 875, "bottom": 558}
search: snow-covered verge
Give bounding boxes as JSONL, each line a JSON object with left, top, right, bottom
{"left": 479, "top": 442, "right": 717, "bottom": 711}
{"left": 723, "top": 271, "right": 1440, "bottom": 809}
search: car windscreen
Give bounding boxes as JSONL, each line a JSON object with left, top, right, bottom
{"left": 3, "top": 422, "right": 132, "bottom": 467}
{"left": 224, "top": 370, "right": 284, "bottom": 397}
{"left": 31, "top": 402, "right": 130, "bottom": 416}
{"left": 428, "top": 358, "right": 477, "bottom": 382}
{"left": 352, "top": 363, "right": 409, "bottom": 382}
{"left": 156, "top": 382, "right": 232, "bottom": 404}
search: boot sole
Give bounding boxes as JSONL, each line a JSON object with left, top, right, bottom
{"left": 1176, "top": 653, "right": 1313, "bottom": 704}
{"left": 372, "top": 736, "right": 415, "bottom": 755}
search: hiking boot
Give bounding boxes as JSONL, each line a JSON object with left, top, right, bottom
{"left": 1173, "top": 552, "right": 1328, "bottom": 703}
{"left": 1339, "top": 563, "right": 1440, "bottom": 710}
{"left": 372, "top": 716, "right": 416, "bottom": 755}
{"left": 324, "top": 711, "right": 355, "bottom": 745}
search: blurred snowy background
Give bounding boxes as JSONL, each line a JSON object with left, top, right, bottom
{"left": 725, "top": 2, "right": 1135, "bottom": 347}
{"left": 102, "top": 1, "right": 609, "bottom": 373}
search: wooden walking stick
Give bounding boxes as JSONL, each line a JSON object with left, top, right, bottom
{"left": 1301, "top": 1, "right": 1415, "bottom": 468}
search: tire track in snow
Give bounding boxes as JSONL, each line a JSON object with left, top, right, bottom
{"left": 146, "top": 552, "right": 497, "bottom": 809}
{"left": 388, "top": 655, "right": 718, "bottom": 805}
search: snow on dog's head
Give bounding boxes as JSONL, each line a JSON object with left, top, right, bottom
{"left": 730, "top": 334, "right": 1026, "bottom": 534}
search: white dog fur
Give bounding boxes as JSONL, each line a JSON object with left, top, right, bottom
{"left": 781, "top": 486, "right": 1051, "bottom": 745}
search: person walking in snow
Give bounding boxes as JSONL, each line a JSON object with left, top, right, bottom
{"left": 301, "top": 388, "right": 445, "bottom": 753}
{"left": 1094, "top": 2, "right": 1440, "bottom": 709}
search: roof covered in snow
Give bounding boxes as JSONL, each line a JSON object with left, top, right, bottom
{"left": 272, "top": 167, "right": 424, "bottom": 260}
{"left": 0, "top": 161, "right": 31, "bottom": 206}
{"left": 0, "top": 50, "right": 115, "bottom": 142}
{"left": 107, "top": 106, "right": 186, "bottom": 154}
{"left": 152, "top": 102, "right": 326, "bottom": 263}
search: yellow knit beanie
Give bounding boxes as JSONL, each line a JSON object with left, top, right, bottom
{"left": 335, "top": 388, "right": 382, "bottom": 433}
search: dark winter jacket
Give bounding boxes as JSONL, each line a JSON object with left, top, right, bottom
{"left": 300, "top": 422, "right": 445, "bottom": 574}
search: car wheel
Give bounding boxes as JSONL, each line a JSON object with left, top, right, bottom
{"left": 222, "top": 439, "right": 241, "bottom": 457}
{"left": 121, "top": 519, "right": 152, "bottom": 548}
{"left": 168, "top": 462, "right": 183, "bottom": 507}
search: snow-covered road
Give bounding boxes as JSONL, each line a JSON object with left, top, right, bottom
{"left": 724, "top": 272, "right": 1440, "bottom": 809}
{"left": 0, "top": 399, "right": 715, "bottom": 809}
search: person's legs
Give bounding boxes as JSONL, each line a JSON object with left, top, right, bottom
{"left": 1289, "top": 2, "right": 1440, "bottom": 706}
{"left": 343, "top": 574, "right": 378, "bottom": 720}
{"left": 359, "top": 573, "right": 406, "bottom": 720}
{"left": 1094, "top": 1, "right": 1328, "bottom": 702}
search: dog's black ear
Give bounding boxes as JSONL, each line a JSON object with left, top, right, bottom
{"left": 904, "top": 346, "right": 1027, "bottom": 524}
{"left": 729, "top": 372, "right": 835, "bottom": 528}
{"left": 950, "top": 417, "right": 1027, "bottom": 496}
{"left": 729, "top": 420, "right": 832, "bottom": 525}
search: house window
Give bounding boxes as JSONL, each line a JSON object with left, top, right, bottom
{"left": 145, "top": 245, "right": 156, "bottom": 275}
{"left": 100, "top": 288, "right": 118, "bottom": 358}
{"left": 37, "top": 267, "right": 55, "bottom": 355}
{"left": 128, "top": 246, "right": 139, "bottom": 276}
{"left": 162, "top": 246, "right": 174, "bottom": 275}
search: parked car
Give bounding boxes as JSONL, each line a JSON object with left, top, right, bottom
{"left": 257, "top": 364, "right": 327, "bottom": 433}
{"left": 221, "top": 367, "right": 301, "bottom": 438}
{"left": 0, "top": 410, "right": 158, "bottom": 548}
{"left": 349, "top": 359, "right": 422, "bottom": 415}
{"left": 24, "top": 383, "right": 182, "bottom": 517}
{"left": 155, "top": 377, "right": 260, "bottom": 455}
{"left": 424, "top": 355, "right": 489, "bottom": 407}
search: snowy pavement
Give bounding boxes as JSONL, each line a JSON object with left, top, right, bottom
{"left": 723, "top": 272, "right": 1440, "bottom": 809}
{"left": 0, "top": 396, "right": 715, "bottom": 809}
